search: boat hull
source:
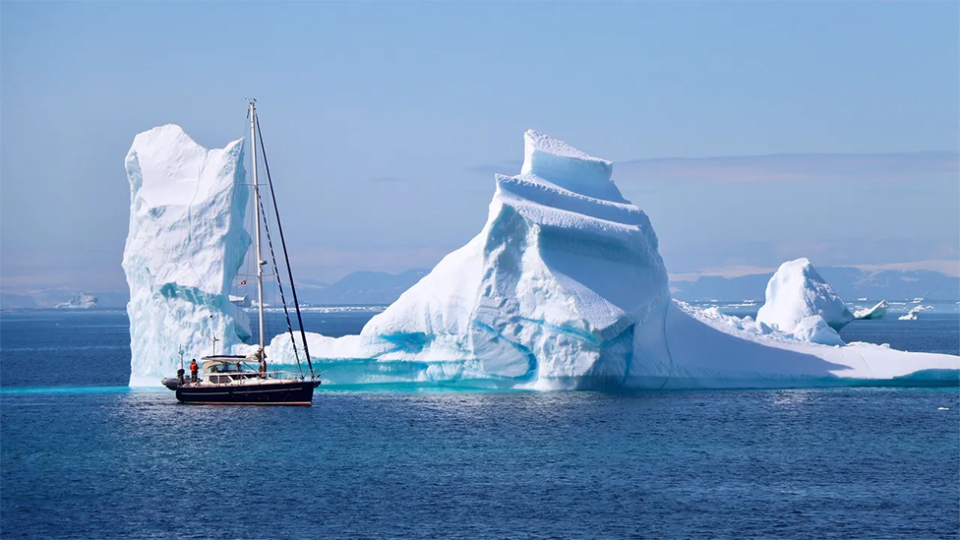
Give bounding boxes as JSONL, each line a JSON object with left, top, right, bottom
{"left": 175, "top": 381, "right": 319, "bottom": 406}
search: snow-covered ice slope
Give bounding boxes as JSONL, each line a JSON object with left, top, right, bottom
{"left": 267, "top": 130, "right": 957, "bottom": 389}
{"left": 123, "top": 125, "right": 251, "bottom": 386}
{"left": 644, "top": 301, "right": 957, "bottom": 388}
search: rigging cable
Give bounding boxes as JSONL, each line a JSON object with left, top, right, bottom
{"left": 256, "top": 115, "right": 316, "bottom": 379}
{"left": 257, "top": 192, "right": 305, "bottom": 378}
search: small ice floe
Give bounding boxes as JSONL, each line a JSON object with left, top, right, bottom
{"left": 854, "top": 300, "right": 888, "bottom": 320}
{"left": 899, "top": 305, "right": 932, "bottom": 321}
{"left": 938, "top": 407, "right": 950, "bottom": 411}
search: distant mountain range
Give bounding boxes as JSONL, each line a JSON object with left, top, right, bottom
{"left": 671, "top": 267, "right": 960, "bottom": 302}
{"left": 294, "top": 269, "right": 429, "bottom": 306}
{"left": 3, "top": 266, "right": 956, "bottom": 310}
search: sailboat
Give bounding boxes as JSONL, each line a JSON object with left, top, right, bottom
{"left": 161, "top": 101, "right": 321, "bottom": 405}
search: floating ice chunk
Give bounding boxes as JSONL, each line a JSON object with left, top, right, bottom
{"left": 123, "top": 125, "right": 251, "bottom": 386}
{"left": 854, "top": 300, "right": 888, "bottom": 320}
{"left": 898, "top": 305, "right": 927, "bottom": 321}
{"left": 756, "top": 258, "right": 853, "bottom": 338}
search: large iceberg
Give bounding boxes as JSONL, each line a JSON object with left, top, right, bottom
{"left": 268, "top": 130, "right": 671, "bottom": 388}
{"left": 264, "top": 131, "right": 957, "bottom": 389}
{"left": 123, "top": 125, "right": 251, "bottom": 386}
{"left": 125, "top": 127, "right": 958, "bottom": 389}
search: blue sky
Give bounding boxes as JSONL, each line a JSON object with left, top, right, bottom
{"left": 2, "top": 1, "right": 958, "bottom": 292}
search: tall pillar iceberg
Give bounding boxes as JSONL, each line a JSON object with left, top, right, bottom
{"left": 122, "top": 125, "right": 251, "bottom": 386}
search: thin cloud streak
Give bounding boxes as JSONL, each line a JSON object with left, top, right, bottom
{"left": 615, "top": 152, "right": 959, "bottom": 184}
{"left": 467, "top": 161, "right": 523, "bottom": 175}
{"left": 369, "top": 176, "right": 413, "bottom": 183}
{"left": 468, "top": 152, "right": 959, "bottom": 184}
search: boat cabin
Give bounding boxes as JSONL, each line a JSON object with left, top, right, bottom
{"left": 200, "top": 355, "right": 259, "bottom": 384}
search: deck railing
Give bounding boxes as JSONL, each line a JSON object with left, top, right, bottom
{"left": 182, "top": 370, "right": 316, "bottom": 386}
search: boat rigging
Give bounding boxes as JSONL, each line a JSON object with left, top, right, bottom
{"left": 162, "top": 100, "right": 320, "bottom": 405}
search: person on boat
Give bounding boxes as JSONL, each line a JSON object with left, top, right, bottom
{"left": 190, "top": 359, "right": 199, "bottom": 383}
{"left": 177, "top": 367, "right": 185, "bottom": 385}
{"left": 259, "top": 361, "right": 267, "bottom": 378}
{"left": 236, "top": 361, "right": 242, "bottom": 372}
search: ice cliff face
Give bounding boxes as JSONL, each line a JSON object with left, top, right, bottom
{"left": 755, "top": 258, "right": 853, "bottom": 344}
{"left": 123, "top": 125, "right": 250, "bottom": 386}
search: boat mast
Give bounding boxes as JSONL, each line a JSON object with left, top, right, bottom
{"left": 250, "top": 100, "right": 265, "bottom": 358}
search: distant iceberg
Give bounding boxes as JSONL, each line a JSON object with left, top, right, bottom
{"left": 755, "top": 258, "right": 853, "bottom": 345}
{"left": 125, "top": 127, "right": 958, "bottom": 388}
{"left": 898, "top": 305, "right": 929, "bottom": 321}
{"left": 854, "top": 300, "right": 888, "bottom": 320}
{"left": 56, "top": 292, "right": 98, "bottom": 309}
{"left": 653, "top": 259, "right": 854, "bottom": 348}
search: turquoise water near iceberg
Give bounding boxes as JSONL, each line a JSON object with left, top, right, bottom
{"left": 1, "top": 309, "right": 958, "bottom": 539}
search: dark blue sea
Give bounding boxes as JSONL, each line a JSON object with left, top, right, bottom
{"left": 2, "top": 309, "right": 958, "bottom": 539}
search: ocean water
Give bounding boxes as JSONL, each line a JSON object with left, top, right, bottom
{"left": 2, "top": 309, "right": 958, "bottom": 539}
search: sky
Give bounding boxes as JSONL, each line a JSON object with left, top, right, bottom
{"left": 2, "top": 1, "right": 958, "bottom": 294}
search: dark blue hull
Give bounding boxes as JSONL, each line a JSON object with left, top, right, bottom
{"left": 175, "top": 380, "right": 319, "bottom": 405}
